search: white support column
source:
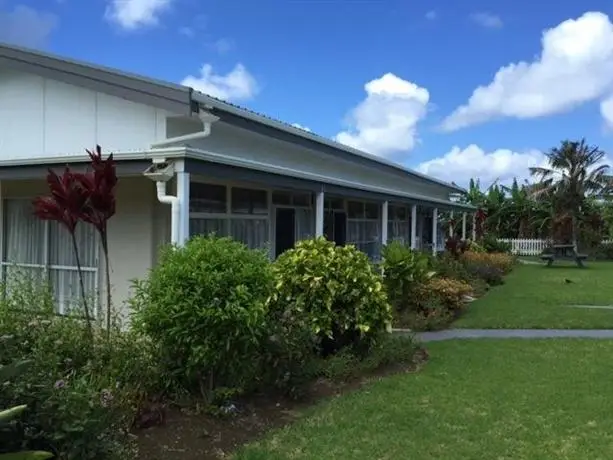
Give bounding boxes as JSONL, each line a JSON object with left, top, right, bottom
{"left": 432, "top": 207, "right": 438, "bottom": 256}
{"left": 462, "top": 212, "right": 467, "bottom": 240}
{"left": 315, "top": 189, "right": 325, "bottom": 237}
{"left": 472, "top": 213, "right": 477, "bottom": 240}
{"left": 176, "top": 169, "right": 191, "bottom": 246}
{"left": 449, "top": 211, "right": 454, "bottom": 237}
{"left": 410, "top": 204, "right": 417, "bottom": 249}
{"left": 381, "top": 201, "right": 389, "bottom": 247}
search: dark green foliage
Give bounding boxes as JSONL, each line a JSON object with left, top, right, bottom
{"left": 130, "top": 235, "right": 274, "bottom": 400}
{"left": 0, "top": 273, "right": 159, "bottom": 459}
{"left": 591, "top": 242, "right": 613, "bottom": 260}
{"left": 465, "top": 263, "right": 504, "bottom": 286}
{"left": 481, "top": 235, "right": 512, "bottom": 253}
{"left": 381, "top": 242, "right": 434, "bottom": 312}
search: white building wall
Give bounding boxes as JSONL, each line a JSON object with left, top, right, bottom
{"left": 0, "top": 68, "right": 169, "bottom": 160}
{"left": 2, "top": 177, "right": 164, "bottom": 321}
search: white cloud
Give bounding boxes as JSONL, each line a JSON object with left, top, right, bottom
{"left": 417, "top": 144, "right": 545, "bottom": 186}
{"left": 469, "top": 12, "right": 503, "bottom": 29}
{"left": 442, "top": 11, "right": 613, "bottom": 131}
{"left": 425, "top": 10, "right": 437, "bottom": 20}
{"left": 291, "top": 123, "right": 311, "bottom": 132}
{"left": 0, "top": 4, "right": 57, "bottom": 48}
{"left": 600, "top": 95, "right": 613, "bottom": 130}
{"left": 181, "top": 63, "right": 259, "bottom": 101}
{"left": 335, "top": 73, "right": 430, "bottom": 158}
{"left": 105, "top": 0, "right": 172, "bottom": 30}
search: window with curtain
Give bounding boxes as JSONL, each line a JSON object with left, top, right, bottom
{"left": 346, "top": 200, "right": 381, "bottom": 260}
{"left": 189, "top": 182, "right": 270, "bottom": 251}
{"left": 2, "top": 199, "right": 99, "bottom": 314}
{"left": 388, "top": 204, "right": 410, "bottom": 245}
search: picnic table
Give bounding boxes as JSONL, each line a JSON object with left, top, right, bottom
{"left": 540, "top": 244, "right": 587, "bottom": 267}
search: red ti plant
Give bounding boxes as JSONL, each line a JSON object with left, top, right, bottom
{"left": 75, "top": 146, "right": 117, "bottom": 336}
{"left": 33, "top": 167, "right": 93, "bottom": 337}
{"left": 475, "top": 208, "right": 487, "bottom": 241}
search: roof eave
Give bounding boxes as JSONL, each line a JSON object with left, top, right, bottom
{"left": 193, "top": 93, "right": 464, "bottom": 194}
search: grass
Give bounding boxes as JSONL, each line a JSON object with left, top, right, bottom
{"left": 235, "top": 339, "right": 613, "bottom": 460}
{"left": 454, "top": 261, "right": 613, "bottom": 329}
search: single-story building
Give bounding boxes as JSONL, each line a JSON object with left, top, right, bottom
{"left": 0, "top": 43, "right": 475, "bottom": 316}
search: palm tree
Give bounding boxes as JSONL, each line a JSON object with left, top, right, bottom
{"left": 529, "top": 139, "right": 612, "bottom": 248}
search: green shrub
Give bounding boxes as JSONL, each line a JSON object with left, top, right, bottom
{"left": 259, "top": 300, "right": 320, "bottom": 399}
{"left": 381, "top": 241, "right": 434, "bottom": 312}
{"left": 269, "top": 237, "right": 391, "bottom": 356}
{"left": 481, "top": 235, "right": 512, "bottom": 254}
{"left": 415, "top": 277, "right": 473, "bottom": 312}
{"left": 130, "top": 235, "right": 274, "bottom": 400}
{"left": 0, "top": 360, "right": 53, "bottom": 460}
{"left": 0, "top": 274, "right": 158, "bottom": 459}
{"left": 431, "top": 253, "right": 472, "bottom": 283}
{"left": 316, "top": 333, "right": 418, "bottom": 382}
{"left": 591, "top": 242, "right": 613, "bottom": 260}
{"left": 467, "top": 240, "right": 486, "bottom": 253}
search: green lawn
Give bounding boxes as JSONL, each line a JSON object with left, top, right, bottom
{"left": 454, "top": 261, "right": 613, "bottom": 329}
{"left": 235, "top": 339, "right": 613, "bottom": 460}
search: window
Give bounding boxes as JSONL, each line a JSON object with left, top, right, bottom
{"left": 325, "top": 198, "right": 344, "bottom": 210}
{"left": 2, "top": 199, "right": 99, "bottom": 314}
{"left": 273, "top": 191, "right": 312, "bottom": 208}
{"left": 346, "top": 200, "right": 381, "bottom": 260}
{"left": 190, "top": 182, "right": 226, "bottom": 213}
{"left": 388, "top": 204, "right": 410, "bottom": 245}
{"left": 189, "top": 183, "right": 270, "bottom": 251}
{"left": 231, "top": 187, "right": 268, "bottom": 215}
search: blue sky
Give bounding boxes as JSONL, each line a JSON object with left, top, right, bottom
{"left": 2, "top": 0, "right": 613, "bottom": 186}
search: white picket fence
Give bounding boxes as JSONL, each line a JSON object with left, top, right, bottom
{"left": 499, "top": 238, "right": 613, "bottom": 256}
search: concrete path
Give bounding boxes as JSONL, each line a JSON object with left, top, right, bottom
{"left": 407, "top": 329, "right": 613, "bottom": 342}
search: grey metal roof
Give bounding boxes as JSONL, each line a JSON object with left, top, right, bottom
{"left": 0, "top": 41, "right": 466, "bottom": 195}
{"left": 192, "top": 93, "right": 466, "bottom": 194}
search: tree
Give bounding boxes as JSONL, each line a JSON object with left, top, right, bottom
{"left": 529, "top": 139, "right": 612, "bottom": 247}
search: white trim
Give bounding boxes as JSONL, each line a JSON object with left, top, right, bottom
{"left": 432, "top": 208, "right": 438, "bottom": 256}
{"left": 315, "top": 191, "right": 324, "bottom": 237}
{"left": 176, "top": 163, "right": 190, "bottom": 246}
{"left": 381, "top": 201, "right": 388, "bottom": 246}
{"left": 410, "top": 204, "right": 417, "bottom": 250}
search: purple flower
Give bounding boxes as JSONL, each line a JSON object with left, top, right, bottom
{"left": 54, "top": 379, "right": 66, "bottom": 390}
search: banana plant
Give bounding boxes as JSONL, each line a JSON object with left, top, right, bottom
{"left": 0, "top": 361, "right": 53, "bottom": 460}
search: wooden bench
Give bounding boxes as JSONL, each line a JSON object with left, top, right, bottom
{"left": 541, "top": 245, "right": 587, "bottom": 267}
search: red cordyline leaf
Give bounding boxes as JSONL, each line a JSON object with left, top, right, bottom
{"left": 76, "top": 146, "right": 118, "bottom": 234}
{"left": 33, "top": 168, "right": 88, "bottom": 233}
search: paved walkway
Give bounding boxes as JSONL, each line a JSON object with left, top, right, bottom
{"left": 408, "top": 329, "right": 613, "bottom": 342}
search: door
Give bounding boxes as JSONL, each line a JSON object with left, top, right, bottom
{"left": 333, "top": 211, "right": 347, "bottom": 246}
{"left": 324, "top": 211, "right": 347, "bottom": 246}
{"left": 275, "top": 208, "right": 296, "bottom": 256}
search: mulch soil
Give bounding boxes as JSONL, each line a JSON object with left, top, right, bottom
{"left": 135, "top": 347, "right": 429, "bottom": 459}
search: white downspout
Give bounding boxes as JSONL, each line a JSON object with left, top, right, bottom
{"left": 148, "top": 112, "right": 218, "bottom": 246}
{"left": 150, "top": 112, "right": 220, "bottom": 149}
{"left": 155, "top": 181, "right": 180, "bottom": 245}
